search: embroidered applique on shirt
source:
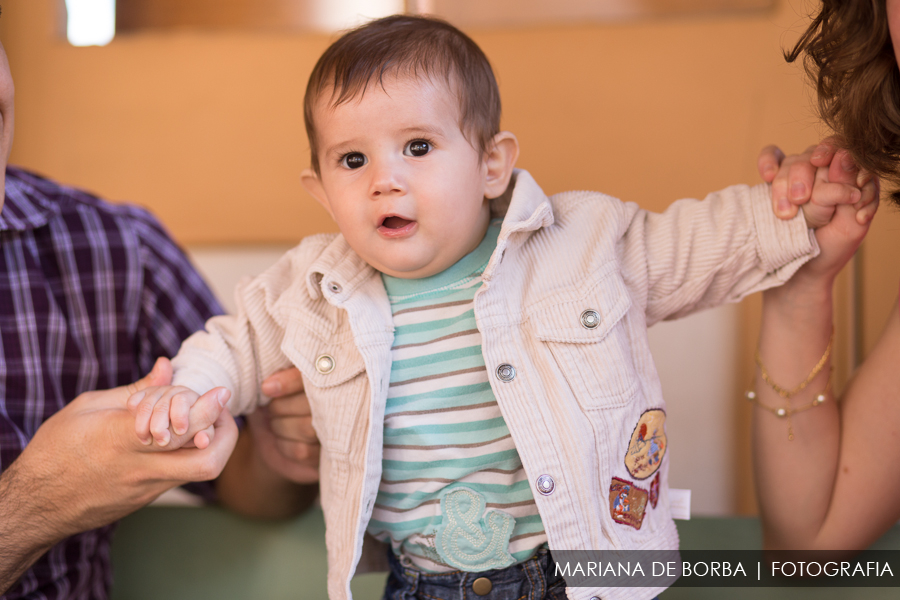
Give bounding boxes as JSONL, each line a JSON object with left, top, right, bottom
{"left": 625, "top": 409, "right": 667, "bottom": 480}
{"left": 434, "top": 487, "right": 517, "bottom": 571}
{"left": 609, "top": 477, "right": 649, "bottom": 530}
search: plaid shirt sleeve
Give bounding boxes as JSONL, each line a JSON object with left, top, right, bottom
{"left": 123, "top": 204, "right": 224, "bottom": 376}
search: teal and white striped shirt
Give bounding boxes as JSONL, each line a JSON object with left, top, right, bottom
{"left": 368, "top": 220, "right": 547, "bottom": 572}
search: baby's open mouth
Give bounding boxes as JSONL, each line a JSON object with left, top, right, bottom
{"left": 381, "top": 216, "right": 413, "bottom": 229}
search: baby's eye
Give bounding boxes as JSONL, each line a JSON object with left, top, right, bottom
{"left": 404, "top": 140, "right": 431, "bottom": 157}
{"left": 341, "top": 153, "right": 367, "bottom": 169}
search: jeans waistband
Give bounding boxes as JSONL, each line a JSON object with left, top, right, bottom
{"left": 384, "top": 548, "right": 566, "bottom": 600}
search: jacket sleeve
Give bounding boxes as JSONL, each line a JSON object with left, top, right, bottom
{"left": 171, "top": 259, "right": 296, "bottom": 416}
{"left": 617, "top": 183, "right": 819, "bottom": 327}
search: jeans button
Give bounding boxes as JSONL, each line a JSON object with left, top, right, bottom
{"left": 472, "top": 577, "right": 493, "bottom": 595}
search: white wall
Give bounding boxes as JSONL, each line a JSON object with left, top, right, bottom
{"left": 648, "top": 304, "right": 740, "bottom": 516}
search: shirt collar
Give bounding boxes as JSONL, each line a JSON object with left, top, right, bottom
{"left": 304, "top": 168, "right": 554, "bottom": 298}
{"left": 0, "top": 167, "right": 63, "bottom": 232}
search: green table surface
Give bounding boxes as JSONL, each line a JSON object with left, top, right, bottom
{"left": 110, "top": 506, "right": 900, "bottom": 599}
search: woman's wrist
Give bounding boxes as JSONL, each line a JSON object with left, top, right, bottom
{"left": 764, "top": 275, "right": 834, "bottom": 323}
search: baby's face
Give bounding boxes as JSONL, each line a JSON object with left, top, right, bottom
{"left": 304, "top": 76, "right": 492, "bottom": 279}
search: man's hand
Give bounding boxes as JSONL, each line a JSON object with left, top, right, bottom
{"left": 0, "top": 358, "right": 238, "bottom": 594}
{"left": 254, "top": 368, "right": 320, "bottom": 484}
{"left": 214, "top": 367, "right": 319, "bottom": 519}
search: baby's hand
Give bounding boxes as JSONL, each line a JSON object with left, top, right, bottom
{"left": 126, "top": 385, "right": 231, "bottom": 450}
{"left": 758, "top": 140, "right": 878, "bottom": 226}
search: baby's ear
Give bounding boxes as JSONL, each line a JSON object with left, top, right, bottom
{"left": 483, "top": 132, "right": 519, "bottom": 199}
{"left": 300, "top": 168, "right": 333, "bottom": 218}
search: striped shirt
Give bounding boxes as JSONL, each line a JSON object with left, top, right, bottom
{"left": 369, "top": 220, "right": 546, "bottom": 572}
{"left": 0, "top": 167, "right": 221, "bottom": 600}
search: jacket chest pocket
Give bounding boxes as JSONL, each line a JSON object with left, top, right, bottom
{"left": 526, "top": 264, "right": 637, "bottom": 410}
{"left": 282, "top": 321, "right": 368, "bottom": 455}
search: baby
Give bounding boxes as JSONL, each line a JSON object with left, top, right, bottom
{"left": 127, "top": 15, "right": 864, "bottom": 600}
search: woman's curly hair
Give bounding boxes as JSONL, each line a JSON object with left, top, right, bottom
{"left": 787, "top": 0, "right": 900, "bottom": 203}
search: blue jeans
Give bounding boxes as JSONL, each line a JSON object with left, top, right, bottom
{"left": 383, "top": 548, "right": 567, "bottom": 600}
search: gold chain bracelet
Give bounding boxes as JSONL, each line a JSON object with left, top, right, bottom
{"left": 754, "top": 330, "right": 833, "bottom": 399}
{"left": 747, "top": 331, "right": 834, "bottom": 441}
{"left": 745, "top": 369, "right": 832, "bottom": 441}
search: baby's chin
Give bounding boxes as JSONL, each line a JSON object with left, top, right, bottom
{"left": 373, "top": 255, "right": 448, "bottom": 280}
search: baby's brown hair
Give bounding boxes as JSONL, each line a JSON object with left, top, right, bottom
{"left": 304, "top": 15, "right": 501, "bottom": 174}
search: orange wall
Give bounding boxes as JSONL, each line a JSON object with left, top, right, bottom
{"left": 4, "top": 0, "right": 823, "bottom": 246}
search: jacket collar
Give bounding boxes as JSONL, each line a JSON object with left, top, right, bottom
{"left": 304, "top": 168, "right": 554, "bottom": 298}
{"left": 484, "top": 169, "right": 554, "bottom": 281}
{"left": 0, "top": 167, "right": 63, "bottom": 232}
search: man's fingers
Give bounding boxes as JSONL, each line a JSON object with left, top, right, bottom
{"left": 275, "top": 437, "right": 321, "bottom": 463}
{"left": 261, "top": 367, "right": 305, "bottom": 398}
{"left": 270, "top": 415, "right": 318, "bottom": 443}
{"left": 145, "top": 411, "right": 239, "bottom": 482}
{"left": 266, "top": 395, "right": 312, "bottom": 418}
{"left": 758, "top": 144, "right": 785, "bottom": 183}
{"left": 192, "top": 425, "right": 215, "bottom": 450}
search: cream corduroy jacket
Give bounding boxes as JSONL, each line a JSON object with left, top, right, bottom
{"left": 172, "top": 170, "right": 817, "bottom": 600}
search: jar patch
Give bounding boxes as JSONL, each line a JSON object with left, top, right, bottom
{"left": 609, "top": 477, "right": 648, "bottom": 530}
{"left": 649, "top": 473, "right": 660, "bottom": 509}
{"left": 625, "top": 409, "right": 667, "bottom": 480}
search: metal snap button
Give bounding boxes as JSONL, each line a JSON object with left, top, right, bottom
{"left": 580, "top": 309, "right": 600, "bottom": 329}
{"left": 496, "top": 363, "right": 516, "bottom": 382}
{"left": 328, "top": 282, "right": 342, "bottom": 293}
{"left": 590, "top": 597, "right": 601, "bottom": 600}
{"left": 536, "top": 474, "right": 555, "bottom": 495}
{"left": 315, "top": 354, "right": 335, "bottom": 374}
{"left": 472, "top": 577, "right": 493, "bottom": 596}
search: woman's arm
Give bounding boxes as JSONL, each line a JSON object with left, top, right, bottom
{"left": 753, "top": 266, "right": 839, "bottom": 549}
{"left": 819, "top": 308, "right": 900, "bottom": 549}
{"left": 756, "top": 283, "right": 900, "bottom": 550}
{"left": 753, "top": 146, "right": 890, "bottom": 549}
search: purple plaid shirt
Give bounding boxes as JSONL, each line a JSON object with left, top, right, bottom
{"left": 0, "top": 167, "right": 222, "bottom": 600}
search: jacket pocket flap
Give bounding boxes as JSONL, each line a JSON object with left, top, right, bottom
{"left": 526, "top": 263, "right": 632, "bottom": 343}
{"left": 282, "top": 319, "right": 366, "bottom": 388}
